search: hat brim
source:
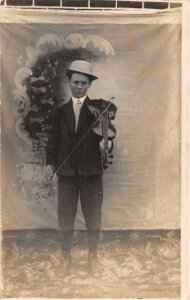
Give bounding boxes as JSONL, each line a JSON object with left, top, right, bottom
{"left": 66, "top": 69, "right": 98, "bottom": 81}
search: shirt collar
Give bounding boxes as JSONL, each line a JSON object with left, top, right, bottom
{"left": 72, "top": 95, "right": 87, "bottom": 105}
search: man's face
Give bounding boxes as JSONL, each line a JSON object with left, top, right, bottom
{"left": 67, "top": 73, "right": 91, "bottom": 98}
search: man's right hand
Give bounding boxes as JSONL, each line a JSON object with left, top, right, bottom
{"left": 45, "top": 165, "right": 55, "bottom": 181}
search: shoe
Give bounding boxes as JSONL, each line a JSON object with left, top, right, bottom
{"left": 56, "top": 253, "right": 72, "bottom": 277}
{"left": 88, "top": 252, "right": 102, "bottom": 277}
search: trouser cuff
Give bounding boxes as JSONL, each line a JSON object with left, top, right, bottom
{"left": 87, "top": 230, "right": 100, "bottom": 254}
{"left": 60, "top": 230, "right": 73, "bottom": 253}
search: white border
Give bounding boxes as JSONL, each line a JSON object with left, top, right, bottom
{"left": 181, "top": 1, "right": 190, "bottom": 300}
{"left": 0, "top": 3, "right": 189, "bottom": 300}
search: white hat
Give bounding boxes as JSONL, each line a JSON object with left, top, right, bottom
{"left": 66, "top": 60, "right": 98, "bottom": 81}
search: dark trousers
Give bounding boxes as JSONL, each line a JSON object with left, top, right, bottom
{"left": 58, "top": 175, "right": 103, "bottom": 253}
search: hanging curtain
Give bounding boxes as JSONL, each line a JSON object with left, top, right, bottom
{"left": 1, "top": 8, "right": 181, "bottom": 230}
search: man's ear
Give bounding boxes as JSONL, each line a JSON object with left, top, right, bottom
{"left": 66, "top": 76, "right": 70, "bottom": 84}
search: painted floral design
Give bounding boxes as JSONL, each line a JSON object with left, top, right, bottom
{"left": 2, "top": 230, "right": 180, "bottom": 298}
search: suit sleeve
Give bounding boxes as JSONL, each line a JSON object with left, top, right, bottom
{"left": 46, "top": 109, "right": 60, "bottom": 166}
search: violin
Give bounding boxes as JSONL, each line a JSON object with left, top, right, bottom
{"left": 87, "top": 97, "right": 117, "bottom": 169}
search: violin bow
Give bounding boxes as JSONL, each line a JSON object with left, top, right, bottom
{"left": 45, "top": 96, "right": 115, "bottom": 182}
{"left": 101, "top": 107, "right": 109, "bottom": 169}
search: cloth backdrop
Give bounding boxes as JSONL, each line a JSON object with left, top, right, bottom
{"left": 1, "top": 8, "right": 181, "bottom": 230}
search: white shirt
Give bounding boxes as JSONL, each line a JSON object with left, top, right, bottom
{"left": 72, "top": 96, "right": 87, "bottom": 131}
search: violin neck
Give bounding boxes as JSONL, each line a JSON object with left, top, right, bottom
{"left": 102, "top": 111, "right": 108, "bottom": 147}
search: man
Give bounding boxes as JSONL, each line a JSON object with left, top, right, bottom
{"left": 46, "top": 60, "right": 116, "bottom": 276}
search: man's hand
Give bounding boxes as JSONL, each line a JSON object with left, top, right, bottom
{"left": 45, "top": 165, "right": 55, "bottom": 181}
{"left": 99, "top": 139, "right": 113, "bottom": 152}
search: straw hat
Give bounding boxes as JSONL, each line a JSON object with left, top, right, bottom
{"left": 66, "top": 60, "right": 98, "bottom": 81}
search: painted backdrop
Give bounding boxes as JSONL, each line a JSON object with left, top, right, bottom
{"left": 1, "top": 13, "right": 181, "bottom": 229}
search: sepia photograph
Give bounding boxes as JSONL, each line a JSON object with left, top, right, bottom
{"left": 0, "top": 0, "right": 189, "bottom": 299}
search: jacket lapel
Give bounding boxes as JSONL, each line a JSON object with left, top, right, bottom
{"left": 64, "top": 99, "right": 75, "bottom": 136}
{"left": 76, "top": 96, "right": 91, "bottom": 135}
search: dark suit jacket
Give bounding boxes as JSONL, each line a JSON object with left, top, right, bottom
{"left": 46, "top": 97, "right": 103, "bottom": 176}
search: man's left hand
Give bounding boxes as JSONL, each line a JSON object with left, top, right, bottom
{"left": 99, "top": 139, "right": 113, "bottom": 152}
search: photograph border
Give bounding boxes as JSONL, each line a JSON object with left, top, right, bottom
{"left": 0, "top": 2, "right": 189, "bottom": 299}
